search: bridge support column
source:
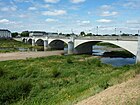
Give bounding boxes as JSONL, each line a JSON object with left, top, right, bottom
{"left": 32, "top": 39, "right": 35, "bottom": 46}
{"left": 68, "top": 41, "right": 74, "bottom": 54}
{"left": 25, "top": 39, "right": 27, "bottom": 43}
{"left": 44, "top": 40, "right": 48, "bottom": 50}
{"left": 136, "top": 36, "right": 140, "bottom": 63}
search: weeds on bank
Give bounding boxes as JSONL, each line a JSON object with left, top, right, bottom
{"left": 0, "top": 55, "right": 139, "bottom": 105}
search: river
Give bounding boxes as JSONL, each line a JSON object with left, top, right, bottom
{"left": 92, "top": 45, "right": 136, "bottom": 67}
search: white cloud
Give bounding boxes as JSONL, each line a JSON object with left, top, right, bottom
{"left": 0, "top": 6, "right": 17, "bottom": 12}
{"left": 19, "top": 14, "right": 28, "bottom": 18}
{"left": 45, "top": 18, "right": 58, "bottom": 22}
{"left": 28, "top": 7, "right": 37, "bottom": 10}
{"left": 123, "top": 1, "right": 140, "bottom": 9}
{"left": 14, "top": 0, "right": 30, "bottom": 2}
{"left": 96, "top": 19, "right": 112, "bottom": 23}
{"left": 100, "top": 11, "right": 118, "bottom": 17}
{"left": 0, "top": 19, "right": 9, "bottom": 23}
{"left": 77, "top": 20, "right": 91, "bottom": 27}
{"left": 87, "top": 11, "right": 91, "bottom": 15}
{"left": 0, "top": 19, "right": 15, "bottom": 24}
{"left": 82, "top": 21, "right": 90, "bottom": 24}
{"left": 44, "top": 0, "right": 60, "bottom": 3}
{"left": 42, "top": 10, "right": 67, "bottom": 16}
{"left": 100, "top": 5, "right": 112, "bottom": 10}
{"left": 43, "top": 4, "right": 50, "bottom": 8}
{"left": 126, "top": 20, "right": 140, "bottom": 24}
{"left": 70, "top": 0, "right": 86, "bottom": 4}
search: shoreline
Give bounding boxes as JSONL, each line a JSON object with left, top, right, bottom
{"left": 0, "top": 50, "right": 64, "bottom": 61}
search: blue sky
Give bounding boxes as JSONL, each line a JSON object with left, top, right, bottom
{"left": 0, "top": 0, "right": 140, "bottom": 34}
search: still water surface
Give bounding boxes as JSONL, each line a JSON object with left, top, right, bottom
{"left": 92, "top": 45, "right": 136, "bottom": 67}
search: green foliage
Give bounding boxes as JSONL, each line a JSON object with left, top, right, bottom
{"left": 0, "top": 67, "right": 5, "bottom": 77}
{"left": 80, "top": 31, "right": 86, "bottom": 36}
{"left": 96, "top": 42, "right": 120, "bottom": 48}
{"left": 20, "top": 31, "right": 29, "bottom": 37}
{"left": 52, "top": 67, "right": 61, "bottom": 78}
{"left": 0, "top": 55, "right": 139, "bottom": 105}
{"left": 103, "top": 50, "right": 134, "bottom": 58}
{"left": 0, "top": 80, "right": 32, "bottom": 105}
{"left": 67, "top": 58, "right": 73, "bottom": 64}
{"left": 0, "top": 39, "right": 33, "bottom": 53}
{"left": 11, "top": 32, "right": 19, "bottom": 37}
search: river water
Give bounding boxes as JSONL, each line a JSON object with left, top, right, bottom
{"left": 92, "top": 45, "right": 136, "bottom": 67}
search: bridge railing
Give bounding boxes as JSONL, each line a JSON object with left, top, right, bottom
{"left": 22, "top": 36, "right": 138, "bottom": 41}
{"left": 76, "top": 36, "right": 138, "bottom": 41}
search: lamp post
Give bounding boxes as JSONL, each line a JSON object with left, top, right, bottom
{"left": 96, "top": 26, "right": 98, "bottom": 35}
{"left": 115, "top": 28, "right": 117, "bottom": 35}
{"left": 119, "top": 30, "right": 122, "bottom": 39}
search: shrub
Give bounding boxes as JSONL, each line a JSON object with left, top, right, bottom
{"left": 67, "top": 58, "right": 73, "bottom": 64}
{"left": 0, "top": 67, "right": 5, "bottom": 77}
{"left": 0, "top": 80, "right": 32, "bottom": 105}
{"left": 52, "top": 68, "right": 61, "bottom": 78}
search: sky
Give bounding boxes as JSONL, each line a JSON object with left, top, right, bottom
{"left": 0, "top": 0, "right": 140, "bottom": 34}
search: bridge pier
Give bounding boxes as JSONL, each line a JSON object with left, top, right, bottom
{"left": 136, "top": 36, "right": 140, "bottom": 63}
{"left": 44, "top": 40, "right": 48, "bottom": 50}
{"left": 24, "top": 39, "right": 27, "bottom": 43}
{"left": 32, "top": 39, "right": 35, "bottom": 46}
{"left": 68, "top": 41, "right": 74, "bottom": 54}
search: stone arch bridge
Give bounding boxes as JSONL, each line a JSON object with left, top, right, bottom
{"left": 22, "top": 36, "right": 140, "bottom": 63}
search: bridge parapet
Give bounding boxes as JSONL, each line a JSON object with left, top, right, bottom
{"left": 76, "top": 36, "right": 138, "bottom": 41}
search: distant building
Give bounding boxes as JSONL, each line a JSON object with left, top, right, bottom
{"left": 29, "top": 31, "right": 58, "bottom": 37}
{"left": 0, "top": 29, "right": 12, "bottom": 38}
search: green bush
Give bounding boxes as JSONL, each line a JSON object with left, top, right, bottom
{"left": 0, "top": 67, "right": 5, "bottom": 77}
{"left": 67, "top": 58, "right": 73, "bottom": 64}
{"left": 52, "top": 68, "right": 61, "bottom": 78}
{"left": 0, "top": 80, "right": 32, "bottom": 105}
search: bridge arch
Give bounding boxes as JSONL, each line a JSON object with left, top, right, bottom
{"left": 49, "top": 39, "right": 67, "bottom": 50}
{"left": 22, "top": 38, "right": 26, "bottom": 43}
{"left": 27, "top": 39, "right": 32, "bottom": 45}
{"left": 75, "top": 40, "right": 137, "bottom": 55}
{"left": 36, "top": 39, "right": 44, "bottom": 46}
{"left": 74, "top": 41, "right": 101, "bottom": 54}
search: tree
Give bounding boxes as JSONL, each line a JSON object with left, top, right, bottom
{"left": 80, "top": 31, "right": 86, "bottom": 36}
{"left": 86, "top": 33, "right": 92, "bottom": 36}
{"left": 21, "top": 31, "right": 29, "bottom": 37}
{"left": 11, "top": 32, "right": 18, "bottom": 37}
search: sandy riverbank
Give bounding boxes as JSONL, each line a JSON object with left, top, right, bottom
{"left": 0, "top": 51, "right": 64, "bottom": 61}
{"left": 75, "top": 75, "right": 140, "bottom": 105}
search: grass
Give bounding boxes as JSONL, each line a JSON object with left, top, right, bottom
{"left": 96, "top": 42, "right": 120, "bottom": 48}
{"left": 0, "top": 39, "right": 43, "bottom": 53}
{"left": 0, "top": 55, "right": 140, "bottom": 105}
{"left": 0, "top": 39, "right": 32, "bottom": 48}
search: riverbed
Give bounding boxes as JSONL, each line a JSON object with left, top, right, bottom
{"left": 0, "top": 50, "right": 63, "bottom": 61}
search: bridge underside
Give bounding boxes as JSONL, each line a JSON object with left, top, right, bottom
{"left": 36, "top": 39, "right": 44, "bottom": 46}
{"left": 22, "top": 38, "right": 26, "bottom": 43}
{"left": 28, "top": 39, "right": 32, "bottom": 44}
{"left": 75, "top": 41, "right": 100, "bottom": 54}
{"left": 49, "top": 40, "right": 65, "bottom": 50}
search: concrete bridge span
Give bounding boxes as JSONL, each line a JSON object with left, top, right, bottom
{"left": 74, "top": 39, "right": 138, "bottom": 55}
{"left": 22, "top": 36, "right": 140, "bottom": 63}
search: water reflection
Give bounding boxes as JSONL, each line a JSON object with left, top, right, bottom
{"left": 92, "top": 45, "right": 136, "bottom": 67}
{"left": 101, "top": 57, "right": 136, "bottom": 67}
{"left": 0, "top": 47, "right": 45, "bottom": 52}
